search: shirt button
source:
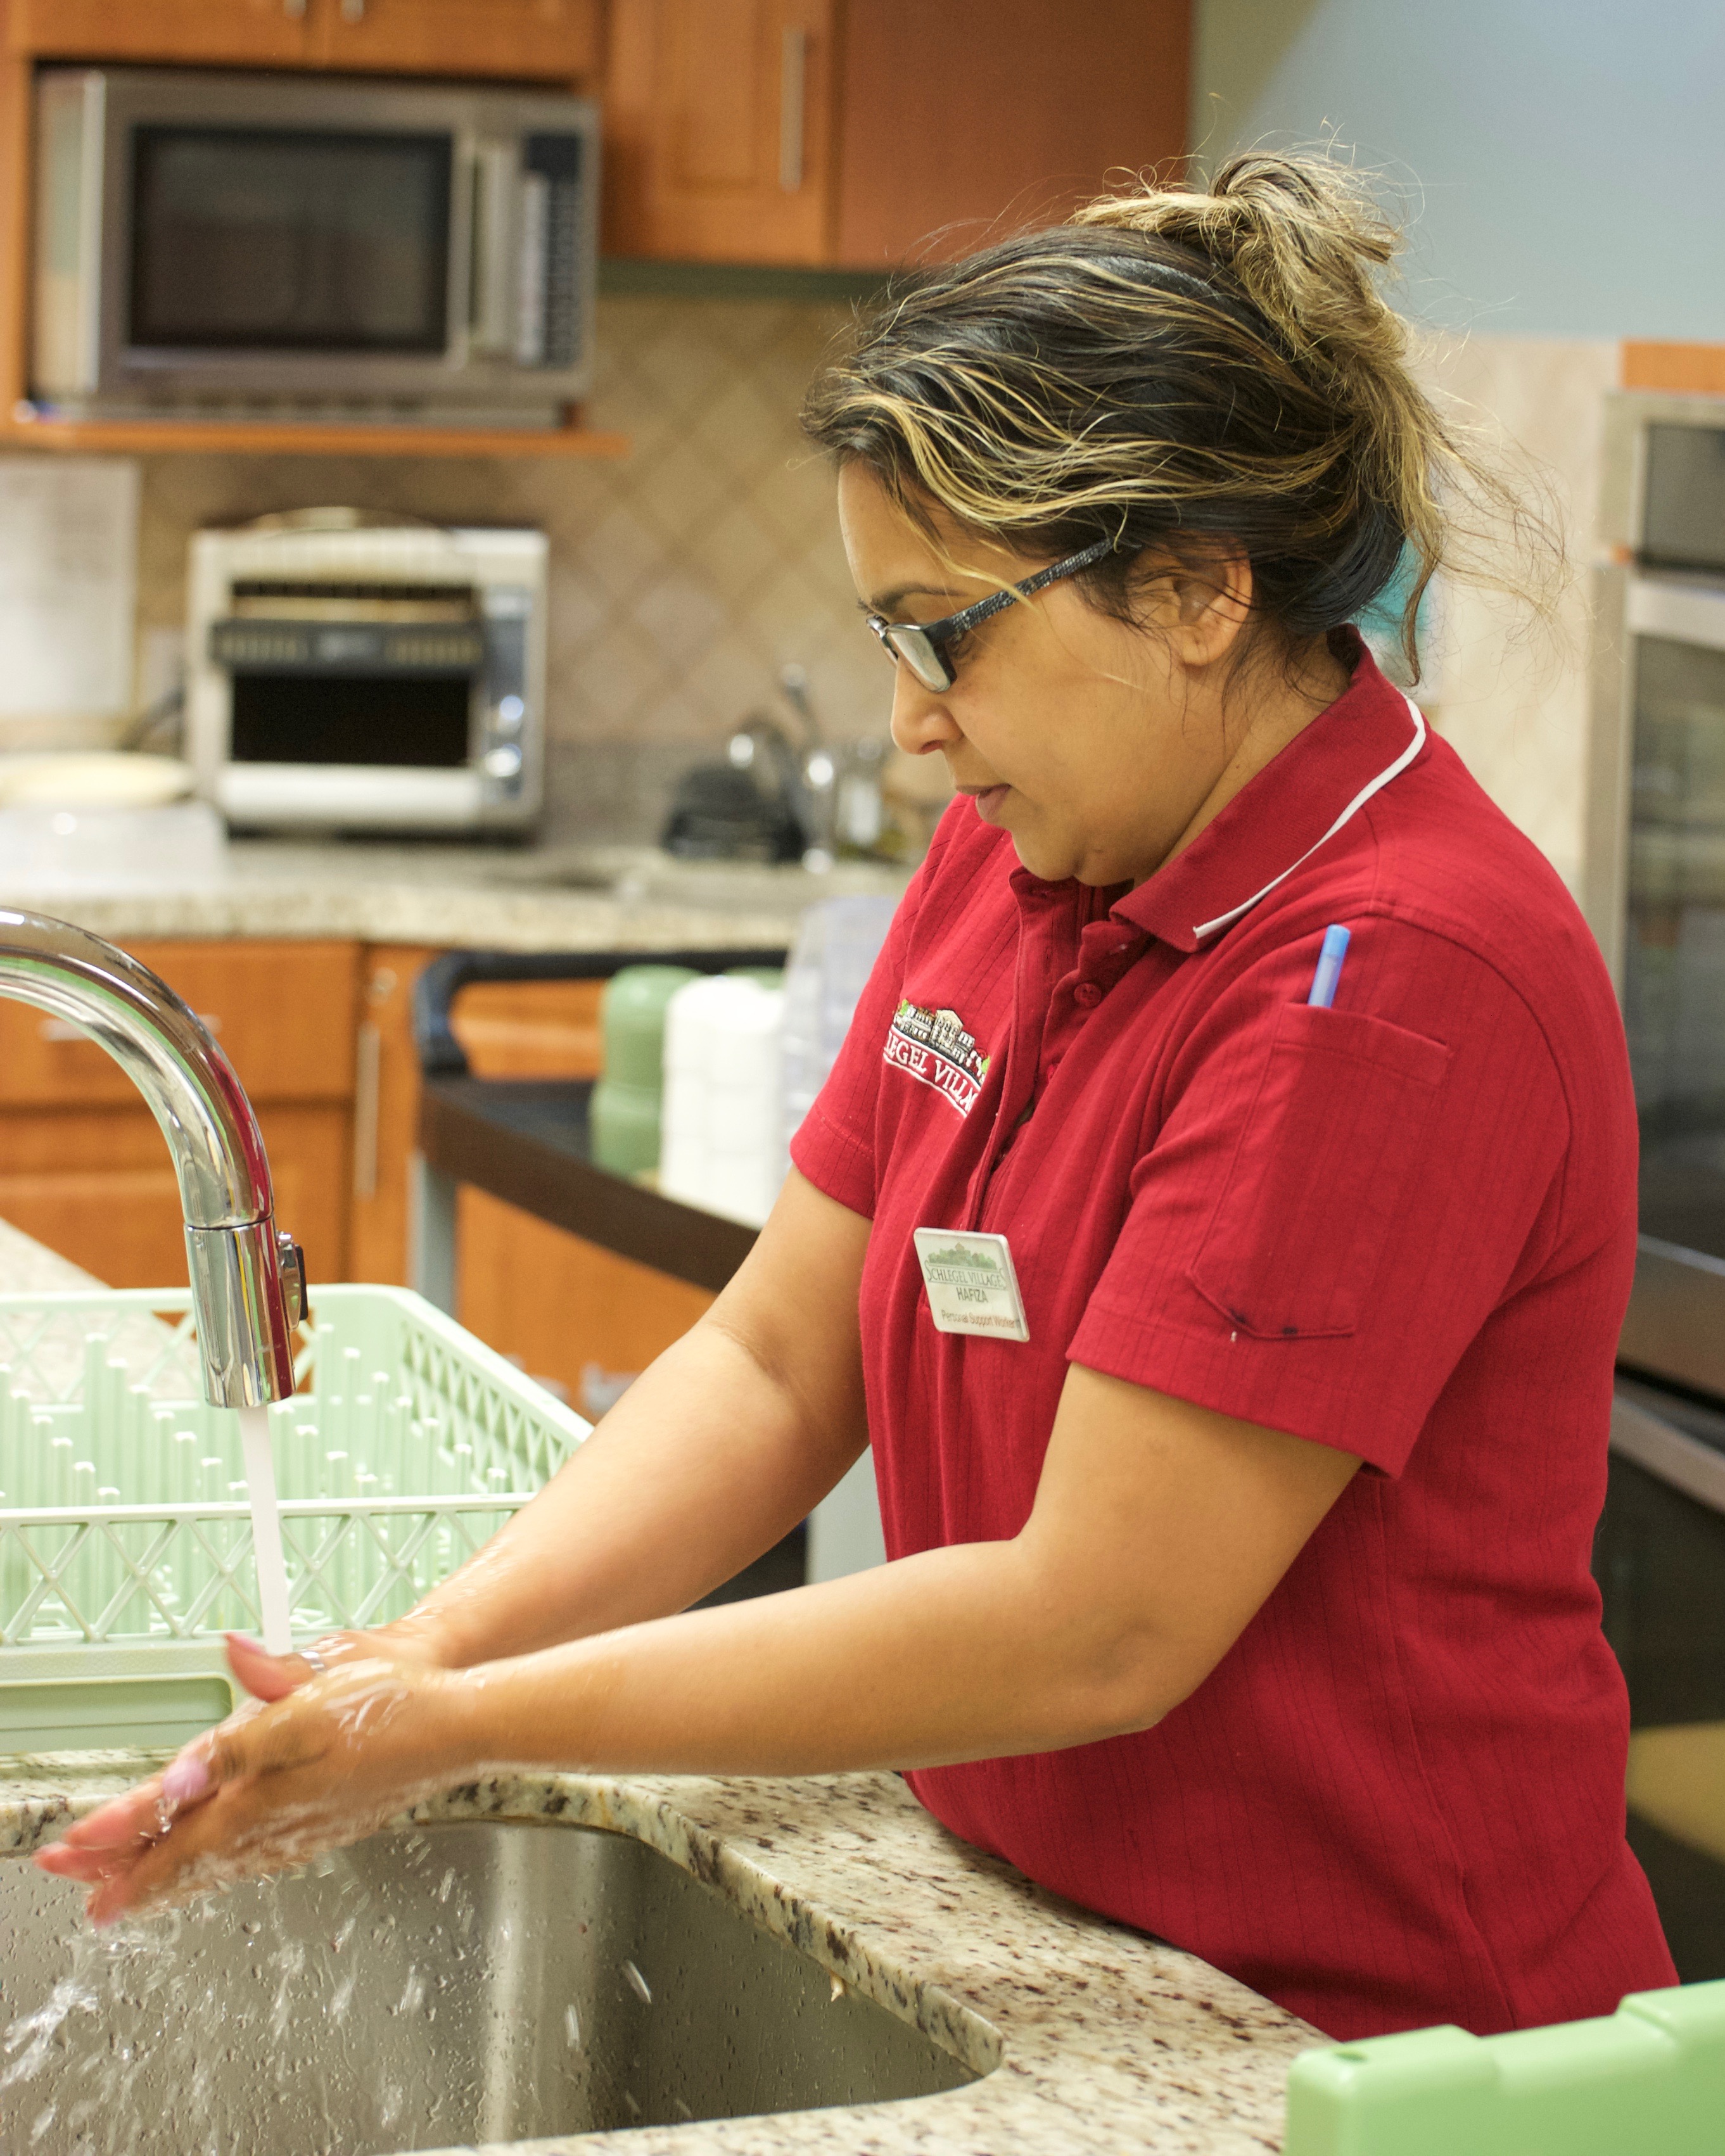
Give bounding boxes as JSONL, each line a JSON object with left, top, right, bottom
{"left": 1074, "top": 981, "right": 1104, "bottom": 1008}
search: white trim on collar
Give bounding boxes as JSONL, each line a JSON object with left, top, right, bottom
{"left": 1190, "top": 694, "right": 1428, "bottom": 944}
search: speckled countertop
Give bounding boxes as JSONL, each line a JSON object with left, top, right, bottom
{"left": 0, "top": 840, "right": 910, "bottom": 953}
{"left": 0, "top": 1216, "right": 1316, "bottom": 2153}
{"left": 1, "top": 1760, "right": 1316, "bottom": 2154}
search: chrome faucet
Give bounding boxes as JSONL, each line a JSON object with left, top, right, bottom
{"left": 0, "top": 911, "right": 305, "bottom": 1406}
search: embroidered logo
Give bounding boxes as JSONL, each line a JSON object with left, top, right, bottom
{"left": 884, "top": 999, "right": 991, "bottom": 1117}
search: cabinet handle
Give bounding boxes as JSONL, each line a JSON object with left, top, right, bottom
{"left": 341, "top": 0, "right": 366, "bottom": 20}
{"left": 779, "top": 26, "right": 808, "bottom": 194}
{"left": 39, "top": 1013, "right": 221, "bottom": 1043}
{"left": 284, "top": 0, "right": 307, "bottom": 15}
{"left": 353, "top": 1019, "right": 382, "bottom": 1202}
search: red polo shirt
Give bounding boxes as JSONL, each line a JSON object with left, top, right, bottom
{"left": 791, "top": 640, "right": 1675, "bottom": 2040}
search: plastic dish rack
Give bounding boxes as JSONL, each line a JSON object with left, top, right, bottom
{"left": 0, "top": 1284, "right": 589, "bottom": 1756}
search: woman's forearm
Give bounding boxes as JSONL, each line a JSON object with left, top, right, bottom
{"left": 393, "top": 1311, "right": 867, "bottom": 1670}
{"left": 444, "top": 1535, "right": 1168, "bottom": 1779}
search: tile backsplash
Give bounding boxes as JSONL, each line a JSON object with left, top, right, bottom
{"left": 128, "top": 293, "right": 891, "bottom": 839}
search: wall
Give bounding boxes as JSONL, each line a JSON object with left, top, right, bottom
{"left": 1187, "top": 0, "right": 1725, "bottom": 894}
{"left": 129, "top": 293, "right": 889, "bottom": 841}
{"left": 1191, "top": 0, "right": 1725, "bottom": 340}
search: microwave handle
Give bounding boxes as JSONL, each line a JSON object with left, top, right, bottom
{"left": 466, "top": 142, "right": 518, "bottom": 358}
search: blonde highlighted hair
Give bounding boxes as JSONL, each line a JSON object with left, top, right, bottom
{"left": 803, "top": 152, "right": 1548, "bottom": 682}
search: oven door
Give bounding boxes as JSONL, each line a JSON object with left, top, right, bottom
{"left": 1600, "top": 1381, "right": 1725, "bottom": 1978}
{"left": 1617, "top": 573, "right": 1725, "bottom": 1395}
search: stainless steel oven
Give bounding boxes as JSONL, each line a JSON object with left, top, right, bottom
{"left": 32, "top": 68, "right": 598, "bottom": 426}
{"left": 1589, "top": 392, "right": 1725, "bottom": 1974}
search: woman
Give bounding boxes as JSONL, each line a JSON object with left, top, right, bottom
{"left": 41, "top": 155, "right": 1675, "bottom": 2041}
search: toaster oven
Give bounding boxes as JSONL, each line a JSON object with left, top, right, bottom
{"left": 186, "top": 515, "right": 546, "bottom": 835}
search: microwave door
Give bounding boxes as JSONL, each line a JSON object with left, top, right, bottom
{"left": 123, "top": 124, "right": 458, "bottom": 381}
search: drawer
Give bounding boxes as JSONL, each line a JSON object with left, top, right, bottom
{"left": 452, "top": 979, "right": 605, "bottom": 1079}
{"left": 0, "top": 941, "right": 360, "bottom": 1107}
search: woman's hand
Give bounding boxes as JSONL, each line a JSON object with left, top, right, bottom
{"left": 33, "top": 1649, "right": 474, "bottom": 1925}
{"left": 28, "top": 1619, "right": 450, "bottom": 1906}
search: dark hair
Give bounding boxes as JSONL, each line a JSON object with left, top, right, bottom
{"left": 802, "top": 153, "right": 1539, "bottom": 682}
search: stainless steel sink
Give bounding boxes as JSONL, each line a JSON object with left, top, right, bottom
{"left": 0, "top": 1820, "right": 978, "bottom": 2153}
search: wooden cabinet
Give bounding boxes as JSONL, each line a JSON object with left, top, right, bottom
{"left": 0, "top": 1103, "right": 350, "bottom": 1291}
{"left": 832, "top": 0, "right": 1192, "bottom": 269}
{"left": 0, "top": 941, "right": 359, "bottom": 1292}
{"left": 445, "top": 975, "right": 705, "bottom": 1408}
{"left": 3, "top": 0, "right": 597, "bottom": 77}
{"left": 3, "top": 0, "right": 312, "bottom": 67}
{"left": 309, "top": 0, "right": 597, "bottom": 80}
{"left": 457, "top": 1193, "right": 712, "bottom": 1411}
{"left": 0, "top": 935, "right": 709, "bottom": 1414}
{"left": 604, "top": 0, "right": 1191, "bottom": 269}
{"left": 605, "top": 0, "right": 837, "bottom": 265}
{"left": 0, "top": 941, "right": 357, "bottom": 1112}
{"left": 346, "top": 944, "right": 434, "bottom": 1289}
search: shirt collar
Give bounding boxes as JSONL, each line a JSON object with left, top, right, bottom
{"left": 1115, "top": 638, "right": 1427, "bottom": 955}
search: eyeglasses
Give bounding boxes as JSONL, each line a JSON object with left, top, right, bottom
{"left": 865, "top": 536, "right": 1116, "bottom": 692}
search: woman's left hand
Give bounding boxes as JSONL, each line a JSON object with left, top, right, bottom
{"left": 33, "top": 1658, "right": 473, "bottom": 1925}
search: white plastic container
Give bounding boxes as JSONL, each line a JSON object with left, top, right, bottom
{"left": 659, "top": 973, "right": 787, "bottom": 1227}
{"left": 781, "top": 894, "right": 898, "bottom": 1153}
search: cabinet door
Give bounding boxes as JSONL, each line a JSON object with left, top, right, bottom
{"left": 310, "top": 0, "right": 599, "bottom": 80}
{"left": 0, "top": 942, "right": 357, "bottom": 1111}
{"left": 0, "top": 1103, "right": 351, "bottom": 1290}
{"left": 348, "top": 946, "right": 436, "bottom": 1290}
{"left": 605, "top": 0, "right": 836, "bottom": 263}
{"left": 4, "top": 0, "right": 312, "bottom": 65}
{"left": 456, "top": 1188, "right": 711, "bottom": 1414}
{"left": 833, "top": 0, "right": 1191, "bottom": 268}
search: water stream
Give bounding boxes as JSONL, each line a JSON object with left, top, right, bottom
{"left": 238, "top": 1405, "right": 292, "bottom": 1656}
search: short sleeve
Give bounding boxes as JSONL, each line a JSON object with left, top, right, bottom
{"left": 1067, "top": 923, "right": 1576, "bottom": 1474}
{"left": 789, "top": 830, "right": 946, "bottom": 1219}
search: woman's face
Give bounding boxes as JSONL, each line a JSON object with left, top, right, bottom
{"left": 837, "top": 463, "right": 1331, "bottom": 887}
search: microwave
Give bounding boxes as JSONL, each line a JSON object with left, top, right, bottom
{"left": 32, "top": 68, "right": 598, "bottom": 425}
{"left": 186, "top": 514, "right": 547, "bottom": 834}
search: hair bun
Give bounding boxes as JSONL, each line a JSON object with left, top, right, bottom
{"left": 1071, "top": 153, "right": 1401, "bottom": 377}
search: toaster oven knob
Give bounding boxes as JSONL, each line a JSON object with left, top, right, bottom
{"left": 482, "top": 744, "right": 525, "bottom": 780}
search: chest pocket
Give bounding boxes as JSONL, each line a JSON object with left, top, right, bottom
{"left": 1189, "top": 1002, "right": 1452, "bottom": 1340}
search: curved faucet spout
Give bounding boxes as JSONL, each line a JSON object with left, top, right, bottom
{"left": 0, "top": 910, "right": 304, "bottom": 1407}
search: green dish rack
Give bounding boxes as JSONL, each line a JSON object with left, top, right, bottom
{"left": 1285, "top": 1978, "right": 1725, "bottom": 2155}
{"left": 0, "top": 1284, "right": 589, "bottom": 1755}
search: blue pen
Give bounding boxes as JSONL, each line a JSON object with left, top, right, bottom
{"left": 1307, "top": 923, "right": 1351, "bottom": 1009}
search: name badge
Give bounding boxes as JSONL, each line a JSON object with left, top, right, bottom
{"left": 913, "top": 1228, "right": 1030, "bottom": 1342}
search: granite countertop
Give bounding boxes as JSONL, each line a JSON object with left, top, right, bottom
{"left": 0, "top": 1224, "right": 1319, "bottom": 2152}
{"left": 0, "top": 840, "right": 911, "bottom": 954}
{"left": 1, "top": 1761, "right": 1315, "bottom": 2154}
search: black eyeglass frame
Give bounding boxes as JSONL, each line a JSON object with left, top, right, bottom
{"left": 865, "top": 536, "right": 1116, "bottom": 691}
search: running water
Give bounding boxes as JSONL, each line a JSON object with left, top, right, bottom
{"left": 238, "top": 1405, "right": 292, "bottom": 1656}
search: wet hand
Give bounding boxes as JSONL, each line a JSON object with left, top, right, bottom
{"left": 32, "top": 1657, "right": 473, "bottom": 1925}
{"left": 26, "top": 1624, "right": 445, "bottom": 1879}
{"left": 226, "top": 1618, "right": 449, "bottom": 1704}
